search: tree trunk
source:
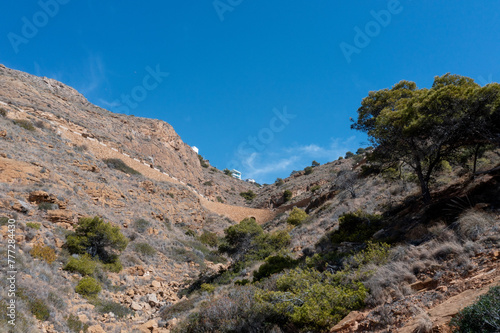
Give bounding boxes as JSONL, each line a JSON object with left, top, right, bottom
{"left": 472, "top": 144, "right": 481, "bottom": 176}
{"left": 415, "top": 161, "right": 432, "bottom": 204}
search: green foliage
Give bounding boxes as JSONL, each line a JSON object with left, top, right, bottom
{"left": 275, "top": 178, "right": 284, "bottom": 186}
{"left": 216, "top": 196, "right": 224, "bottom": 203}
{"left": 75, "top": 277, "right": 101, "bottom": 298}
{"left": 449, "top": 286, "right": 500, "bottom": 332}
{"left": 310, "top": 185, "right": 321, "bottom": 193}
{"left": 67, "top": 314, "right": 89, "bottom": 332}
{"left": 219, "top": 218, "right": 290, "bottom": 261}
{"left": 26, "top": 222, "right": 41, "bottom": 230}
{"left": 253, "top": 255, "right": 298, "bottom": 281}
{"left": 283, "top": 190, "right": 293, "bottom": 202}
{"left": 256, "top": 268, "right": 367, "bottom": 331}
{"left": 133, "top": 242, "right": 157, "bottom": 256}
{"left": 64, "top": 254, "right": 97, "bottom": 276}
{"left": 304, "top": 166, "right": 314, "bottom": 175}
{"left": 312, "top": 160, "right": 320, "bottom": 167}
{"left": 240, "top": 190, "right": 257, "bottom": 201}
{"left": 287, "top": 207, "right": 308, "bottom": 226}
{"left": 132, "top": 218, "right": 150, "bottom": 233}
{"left": 199, "top": 230, "right": 219, "bottom": 248}
{"left": 330, "top": 210, "right": 383, "bottom": 244}
{"left": 198, "top": 154, "right": 209, "bottom": 168}
{"left": 103, "top": 260, "right": 123, "bottom": 273}
{"left": 13, "top": 119, "right": 35, "bottom": 131}
{"left": 0, "top": 107, "right": 7, "bottom": 117}
{"left": 352, "top": 74, "right": 500, "bottom": 203}
{"left": 66, "top": 216, "right": 128, "bottom": 268}
{"left": 345, "top": 151, "right": 354, "bottom": 159}
{"left": 30, "top": 243, "right": 57, "bottom": 264}
{"left": 38, "top": 202, "right": 57, "bottom": 210}
{"left": 0, "top": 217, "right": 9, "bottom": 226}
{"left": 29, "top": 298, "right": 50, "bottom": 321}
{"left": 223, "top": 168, "right": 233, "bottom": 176}
{"left": 103, "top": 158, "right": 141, "bottom": 175}
{"left": 203, "top": 180, "right": 213, "bottom": 186}
{"left": 200, "top": 283, "right": 215, "bottom": 293}
{"left": 185, "top": 229, "right": 197, "bottom": 237}
{"left": 356, "top": 148, "right": 366, "bottom": 155}
{"left": 94, "top": 300, "right": 133, "bottom": 318}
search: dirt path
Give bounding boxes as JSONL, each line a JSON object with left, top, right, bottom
{"left": 50, "top": 116, "right": 276, "bottom": 223}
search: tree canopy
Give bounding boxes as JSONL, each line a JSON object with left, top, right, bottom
{"left": 352, "top": 73, "right": 500, "bottom": 203}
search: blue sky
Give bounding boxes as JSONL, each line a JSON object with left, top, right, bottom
{"left": 2, "top": 1, "right": 500, "bottom": 183}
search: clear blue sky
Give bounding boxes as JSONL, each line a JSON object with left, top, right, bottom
{"left": 2, "top": 1, "right": 500, "bottom": 183}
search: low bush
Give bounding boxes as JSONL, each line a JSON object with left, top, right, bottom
{"left": 132, "top": 218, "right": 150, "bottom": 233}
{"left": 199, "top": 230, "right": 218, "bottom": 248}
{"left": 29, "top": 298, "right": 50, "bottom": 321}
{"left": 216, "top": 196, "right": 224, "bottom": 203}
{"left": 253, "top": 255, "right": 298, "bottom": 281}
{"left": 198, "top": 155, "right": 209, "bottom": 168}
{"left": 30, "top": 243, "right": 57, "bottom": 264}
{"left": 75, "top": 277, "right": 101, "bottom": 298}
{"left": 449, "top": 286, "right": 500, "bottom": 332}
{"left": 67, "top": 314, "right": 89, "bottom": 332}
{"left": 133, "top": 242, "right": 157, "bottom": 256}
{"left": 38, "top": 202, "right": 58, "bottom": 210}
{"left": 240, "top": 190, "right": 257, "bottom": 201}
{"left": 304, "top": 166, "right": 314, "bottom": 175}
{"left": 287, "top": 207, "right": 308, "bottom": 226}
{"left": 310, "top": 185, "right": 321, "bottom": 193}
{"left": 13, "top": 119, "right": 35, "bottom": 131}
{"left": 203, "top": 180, "right": 213, "bottom": 186}
{"left": 26, "top": 222, "right": 41, "bottom": 230}
{"left": 0, "top": 107, "right": 7, "bottom": 117}
{"left": 103, "top": 158, "right": 141, "bottom": 175}
{"left": 330, "top": 210, "right": 384, "bottom": 244}
{"left": 275, "top": 178, "right": 284, "bottom": 186}
{"left": 94, "top": 300, "right": 133, "bottom": 318}
{"left": 64, "top": 254, "right": 97, "bottom": 276}
{"left": 200, "top": 283, "right": 215, "bottom": 293}
{"left": 283, "top": 190, "right": 293, "bottom": 202}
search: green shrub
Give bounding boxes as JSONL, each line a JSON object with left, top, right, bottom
{"left": 185, "top": 229, "right": 196, "bottom": 237}
{"left": 13, "top": 119, "right": 35, "bottom": 131}
{"left": 253, "top": 255, "right": 298, "bottom": 281}
{"left": 223, "top": 169, "right": 233, "bottom": 176}
{"left": 219, "top": 218, "right": 263, "bottom": 255}
{"left": 103, "top": 260, "right": 123, "bottom": 273}
{"left": 203, "top": 180, "right": 213, "bottom": 186}
{"left": 29, "top": 298, "right": 50, "bottom": 321}
{"left": 312, "top": 160, "right": 320, "bottom": 167}
{"left": 283, "top": 190, "right": 293, "bottom": 202}
{"left": 94, "top": 300, "right": 132, "bottom": 318}
{"left": 304, "top": 166, "right": 314, "bottom": 175}
{"left": 345, "top": 151, "right": 354, "bottom": 159}
{"left": 257, "top": 268, "right": 367, "bottom": 331}
{"left": 132, "top": 219, "right": 150, "bottom": 233}
{"left": 240, "top": 190, "right": 256, "bottom": 201}
{"left": 199, "top": 231, "right": 219, "bottom": 248}
{"left": 287, "top": 207, "right": 308, "bottom": 226}
{"left": 67, "top": 313, "right": 89, "bottom": 332}
{"left": 449, "top": 286, "right": 500, "bottom": 332}
{"left": 38, "top": 202, "right": 57, "bottom": 210}
{"left": 0, "top": 217, "right": 9, "bottom": 226}
{"left": 30, "top": 243, "right": 57, "bottom": 264}
{"left": 310, "top": 185, "right": 321, "bottom": 193}
{"left": 26, "top": 222, "right": 41, "bottom": 230}
{"left": 64, "top": 254, "right": 97, "bottom": 276}
{"left": 200, "top": 283, "right": 215, "bottom": 293}
{"left": 160, "top": 297, "right": 198, "bottom": 321}
{"left": 0, "top": 107, "right": 7, "bottom": 117}
{"left": 66, "top": 216, "right": 128, "bottom": 267}
{"left": 275, "top": 178, "right": 284, "bottom": 186}
{"left": 198, "top": 155, "right": 209, "bottom": 168}
{"left": 103, "top": 158, "right": 141, "bottom": 175}
{"left": 133, "top": 242, "right": 157, "bottom": 256}
{"left": 216, "top": 196, "right": 224, "bottom": 203}
{"left": 330, "top": 210, "right": 383, "bottom": 244}
{"left": 75, "top": 277, "right": 101, "bottom": 298}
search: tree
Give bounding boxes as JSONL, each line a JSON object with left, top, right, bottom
{"left": 304, "top": 166, "right": 314, "bottom": 175}
{"left": 312, "top": 160, "right": 320, "bottom": 167}
{"left": 351, "top": 74, "right": 500, "bottom": 203}
{"left": 335, "top": 169, "right": 358, "bottom": 198}
{"left": 223, "top": 168, "right": 233, "bottom": 176}
{"left": 66, "top": 216, "right": 128, "bottom": 264}
{"left": 283, "top": 190, "right": 293, "bottom": 202}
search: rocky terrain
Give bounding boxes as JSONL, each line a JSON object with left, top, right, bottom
{"left": 0, "top": 65, "right": 499, "bottom": 333}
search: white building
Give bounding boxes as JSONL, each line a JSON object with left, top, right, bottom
{"left": 246, "top": 178, "right": 256, "bottom": 183}
{"left": 231, "top": 169, "right": 242, "bottom": 180}
{"left": 192, "top": 146, "right": 199, "bottom": 154}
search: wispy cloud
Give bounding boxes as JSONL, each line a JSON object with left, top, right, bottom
{"left": 235, "top": 136, "right": 360, "bottom": 183}
{"left": 78, "top": 53, "right": 107, "bottom": 97}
